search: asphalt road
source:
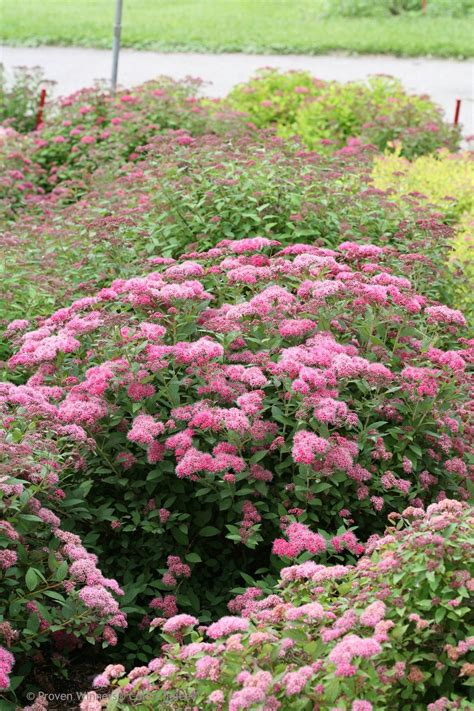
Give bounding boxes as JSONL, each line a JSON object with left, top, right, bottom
{"left": 1, "top": 45, "right": 473, "bottom": 134}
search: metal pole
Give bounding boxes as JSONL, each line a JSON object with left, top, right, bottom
{"left": 111, "top": 0, "right": 123, "bottom": 93}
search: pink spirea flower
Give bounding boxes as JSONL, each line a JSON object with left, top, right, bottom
{"left": 0, "top": 646, "right": 14, "bottom": 689}
{"left": 359, "top": 601, "right": 386, "bottom": 627}
{"left": 127, "top": 414, "right": 164, "bottom": 445}
{"left": 79, "top": 692, "right": 102, "bottom": 711}
{"left": 206, "top": 616, "right": 249, "bottom": 639}
{"left": 285, "top": 602, "right": 324, "bottom": 621}
{"left": 195, "top": 655, "right": 221, "bottom": 681}
{"left": 273, "top": 522, "right": 326, "bottom": 558}
{"left": 162, "top": 614, "right": 198, "bottom": 634}
{"left": 329, "top": 634, "right": 382, "bottom": 667}
{"left": 283, "top": 665, "right": 313, "bottom": 695}
{"left": 292, "top": 430, "right": 329, "bottom": 464}
{"left": 425, "top": 305, "right": 466, "bottom": 327}
{"left": 0, "top": 550, "right": 17, "bottom": 570}
{"left": 208, "top": 690, "right": 225, "bottom": 704}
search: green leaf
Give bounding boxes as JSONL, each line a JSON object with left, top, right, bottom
{"left": 25, "top": 568, "right": 39, "bottom": 592}
{"left": 185, "top": 552, "right": 202, "bottom": 563}
{"left": 55, "top": 560, "right": 69, "bottom": 582}
{"left": 199, "top": 526, "right": 220, "bottom": 537}
{"left": 26, "top": 613, "right": 40, "bottom": 633}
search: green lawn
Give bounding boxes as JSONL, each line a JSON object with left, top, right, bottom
{"left": 1, "top": 0, "right": 473, "bottom": 58}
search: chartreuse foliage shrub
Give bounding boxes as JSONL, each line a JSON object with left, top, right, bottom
{"left": 85, "top": 500, "right": 474, "bottom": 711}
{"left": 227, "top": 70, "right": 461, "bottom": 158}
{"left": 372, "top": 150, "right": 474, "bottom": 219}
{"left": 3, "top": 237, "right": 472, "bottom": 693}
{"left": 222, "top": 70, "right": 325, "bottom": 131}
{"left": 372, "top": 149, "right": 474, "bottom": 314}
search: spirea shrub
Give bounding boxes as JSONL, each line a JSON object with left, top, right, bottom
{"left": 86, "top": 500, "right": 474, "bottom": 711}
{"left": 0, "top": 76, "right": 245, "bottom": 205}
{"left": 0, "top": 396, "right": 126, "bottom": 700}
{"left": 5, "top": 238, "right": 472, "bottom": 651}
{"left": 1, "top": 128, "right": 458, "bottom": 344}
{"left": 227, "top": 70, "right": 460, "bottom": 158}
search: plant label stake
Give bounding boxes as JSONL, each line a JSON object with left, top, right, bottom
{"left": 111, "top": 0, "right": 123, "bottom": 93}
{"left": 453, "top": 98, "right": 461, "bottom": 126}
{"left": 35, "top": 88, "right": 47, "bottom": 130}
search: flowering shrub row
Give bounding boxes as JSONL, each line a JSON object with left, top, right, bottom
{"left": 1, "top": 126, "right": 459, "bottom": 352}
{"left": 0, "top": 76, "right": 244, "bottom": 215}
{"left": 227, "top": 70, "right": 461, "bottom": 158}
{"left": 0, "top": 69, "right": 461, "bottom": 220}
{"left": 3, "top": 237, "right": 471, "bottom": 684}
{"left": 84, "top": 500, "right": 473, "bottom": 710}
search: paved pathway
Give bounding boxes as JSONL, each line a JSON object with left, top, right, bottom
{"left": 1, "top": 45, "right": 473, "bottom": 133}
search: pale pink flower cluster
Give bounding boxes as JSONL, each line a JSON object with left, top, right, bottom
{"left": 359, "top": 601, "right": 386, "bottom": 627}
{"left": 328, "top": 634, "right": 382, "bottom": 674}
{"left": 162, "top": 614, "right": 198, "bottom": 634}
{"left": 425, "top": 305, "right": 466, "bottom": 327}
{"left": 127, "top": 414, "right": 164, "bottom": 445}
{"left": 206, "top": 616, "right": 250, "bottom": 639}
{"left": 283, "top": 664, "right": 313, "bottom": 694}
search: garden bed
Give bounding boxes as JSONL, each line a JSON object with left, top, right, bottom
{"left": 0, "top": 67, "right": 472, "bottom": 711}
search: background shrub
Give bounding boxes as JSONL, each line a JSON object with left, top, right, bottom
{"left": 0, "top": 64, "right": 53, "bottom": 134}
{"left": 0, "top": 130, "right": 459, "bottom": 360}
{"left": 227, "top": 71, "right": 461, "bottom": 159}
{"left": 324, "top": 0, "right": 474, "bottom": 18}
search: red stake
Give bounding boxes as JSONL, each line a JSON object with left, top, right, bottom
{"left": 35, "top": 88, "right": 47, "bottom": 130}
{"left": 454, "top": 98, "right": 461, "bottom": 126}
{"left": 421, "top": 0, "right": 427, "bottom": 13}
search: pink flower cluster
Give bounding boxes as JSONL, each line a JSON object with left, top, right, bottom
{"left": 272, "top": 522, "right": 326, "bottom": 558}
{"left": 162, "top": 555, "right": 191, "bottom": 588}
{"left": 0, "top": 646, "right": 14, "bottom": 689}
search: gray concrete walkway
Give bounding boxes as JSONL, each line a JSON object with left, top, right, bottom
{"left": 1, "top": 45, "right": 473, "bottom": 133}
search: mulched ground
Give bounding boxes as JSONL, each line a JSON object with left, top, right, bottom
{"left": 25, "top": 651, "right": 105, "bottom": 710}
